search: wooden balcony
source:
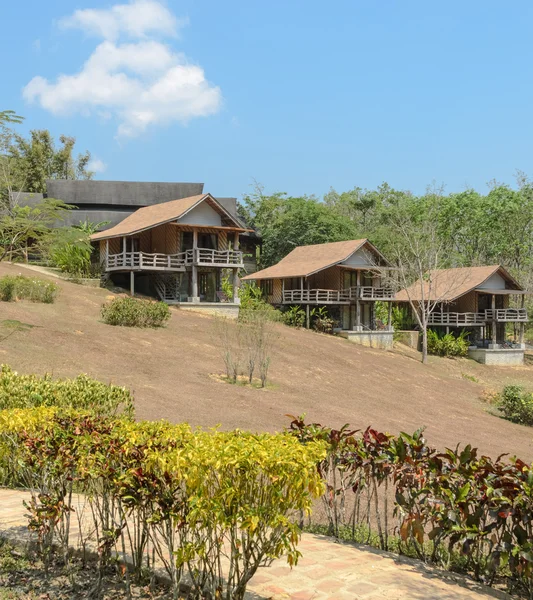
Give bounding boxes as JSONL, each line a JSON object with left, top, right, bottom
{"left": 282, "top": 286, "right": 395, "bottom": 305}
{"left": 484, "top": 308, "right": 528, "bottom": 322}
{"left": 106, "top": 251, "right": 186, "bottom": 272}
{"left": 427, "top": 312, "right": 486, "bottom": 326}
{"left": 188, "top": 248, "right": 243, "bottom": 267}
{"left": 282, "top": 289, "right": 352, "bottom": 304}
{"left": 105, "top": 248, "right": 244, "bottom": 272}
{"left": 358, "top": 286, "right": 395, "bottom": 301}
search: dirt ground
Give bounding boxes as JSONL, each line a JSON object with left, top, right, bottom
{"left": 1, "top": 262, "right": 533, "bottom": 461}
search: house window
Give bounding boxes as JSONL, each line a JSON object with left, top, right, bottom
{"left": 260, "top": 280, "right": 274, "bottom": 296}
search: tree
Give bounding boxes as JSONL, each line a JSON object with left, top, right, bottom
{"left": 8, "top": 130, "right": 94, "bottom": 195}
{"left": 0, "top": 199, "right": 71, "bottom": 262}
{"left": 383, "top": 190, "right": 471, "bottom": 364}
{"left": 0, "top": 111, "right": 25, "bottom": 208}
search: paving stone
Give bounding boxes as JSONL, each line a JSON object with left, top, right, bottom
{"left": 0, "top": 489, "right": 511, "bottom": 600}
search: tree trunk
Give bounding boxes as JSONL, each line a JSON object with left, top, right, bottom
{"left": 421, "top": 327, "right": 428, "bottom": 364}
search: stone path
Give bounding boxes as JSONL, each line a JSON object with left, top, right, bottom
{"left": 0, "top": 489, "right": 510, "bottom": 600}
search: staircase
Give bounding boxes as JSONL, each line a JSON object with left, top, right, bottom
{"left": 151, "top": 274, "right": 181, "bottom": 303}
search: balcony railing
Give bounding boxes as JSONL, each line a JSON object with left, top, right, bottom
{"left": 282, "top": 289, "right": 351, "bottom": 304}
{"left": 358, "top": 286, "right": 395, "bottom": 300}
{"left": 106, "top": 251, "right": 187, "bottom": 271}
{"left": 427, "top": 312, "right": 486, "bottom": 326}
{"left": 187, "top": 248, "right": 243, "bottom": 267}
{"left": 282, "top": 286, "right": 395, "bottom": 304}
{"left": 105, "top": 248, "right": 244, "bottom": 271}
{"left": 484, "top": 308, "right": 528, "bottom": 322}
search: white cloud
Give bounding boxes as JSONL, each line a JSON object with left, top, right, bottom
{"left": 87, "top": 158, "right": 107, "bottom": 173}
{"left": 23, "top": 2, "right": 221, "bottom": 138}
{"left": 58, "top": 0, "right": 186, "bottom": 41}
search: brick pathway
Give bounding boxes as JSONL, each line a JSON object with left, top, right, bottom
{"left": 0, "top": 489, "right": 510, "bottom": 600}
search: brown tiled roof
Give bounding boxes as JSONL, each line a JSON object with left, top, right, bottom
{"left": 242, "top": 239, "right": 378, "bottom": 280}
{"left": 91, "top": 194, "right": 243, "bottom": 240}
{"left": 395, "top": 265, "right": 522, "bottom": 302}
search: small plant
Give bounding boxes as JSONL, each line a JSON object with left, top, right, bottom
{"left": 0, "top": 275, "right": 58, "bottom": 303}
{"left": 220, "top": 272, "right": 233, "bottom": 301}
{"left": 497, "top": 384, "right": 533, "bottom": 426}
{"left": 391, "top": 306, "right": 414, "bottom": 330}
{"left": 282, "top": 305, "right": 305, "bottom": 328}
{"left": 311, "top": 306, "right": 335, "bottom": 334}
{"left": 101, "top": 296, "right": 171, "bottom": 328}
{"left": 238, "top": 283, "right": 281, "bottom": 321}
{"left": 427, "top": 329, "right": 469, "bottom": 357}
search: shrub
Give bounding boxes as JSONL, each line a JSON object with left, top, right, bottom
{"left": 288, "top": 415, "right": 533, "bottom": 597}
{"left": 0, "top": 409, "right": 325, "bottom": 599}
{"left": 0, "top": 365, "right": 133, "bottom": 418}
{"left": 497, "top": 384, "right": 533, "bottom": 425}
{"left": 0, "top": 275, "right": 58, "bottom": 303}
{"left": 311, "top": 306, "right": 335, "bottom": 334}
{"left": 101, "top": 296, "right": 171, "bottom": 328}
{"left": 282, "top": 305, "right": 305, "bottom": 328}
{"left": 427, "top": 329, "right": 469, "bottom": 357}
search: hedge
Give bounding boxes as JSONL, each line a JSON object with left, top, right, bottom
{"left": 0, "top": 409, "right": 325, "bottom": 599}
{"left": 0, "top": 365, "right": 133, "bottom": 418}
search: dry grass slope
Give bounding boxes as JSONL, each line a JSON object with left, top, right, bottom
{"left": 1, "top": 262, "right": 533, "bottom": 459}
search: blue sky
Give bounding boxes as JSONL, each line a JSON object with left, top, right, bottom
{"left": 3, "top": 0, "right": 533, "bottom": 199}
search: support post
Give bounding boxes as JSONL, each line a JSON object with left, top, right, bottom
{"left": 189, "top": 229, "right": 200, "bottom": 302}
{"left": 355, "top": 271, "right": 361, "bottom": 330}
{"left": 519, "top": 294, "right": 525, "bottom": 347}
{"left": 387, "top": 301, "right": 393, "bottom": 331}
{"left": 105, "top": 239, "right": 109, "bottom": 269}
{"left": 306, "top": 304, "right": 310, "bottom": 329}
{"left": 490, "top": 294, "right": 497, "bottom": 348}
{"left": 232, "top": 267, "right": 240, "bottom": 304}
{"left": 282, "top": 278, "right": 285, "bottom": 303}
{"left": 130, "top": 271, "right": 135, "bottom": 296}
{"left": 122, "top": 236, "right": 126, "bottom": 266}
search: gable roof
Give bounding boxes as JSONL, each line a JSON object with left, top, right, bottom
{"left": 395, "top": 265, "right": 523, "bottom": 302}
{"left": 90, "top": 194, "right": 245, "bottom": 241}
{"left": 242, "top": 239, "right": 387, "bottom": 280}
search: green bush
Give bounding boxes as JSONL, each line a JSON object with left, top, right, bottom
{"left": 427, "top": 329, "right": 469, "bottom": 357}
{"left": 311, "top": 306, "right": 335, "bottom": 334}
{"left": 101, "top": 296, "right": 171, "bottom": 328}
{"left": 282, "top": 305, "right": 306, "bottom": 327}
{"left": 0, "top": 364, "right": 133, "bottom": 418}
{"left": 238, "top": 283, "right": 281, "bottom": 322}
{"left": 497, "top": 385, "right": 533, "bottom": 426}
{"left": 0, "top": 275, "right": 58, "bottom": 303}
{"left": 0, "top": 408, "right": 325, "bottom": 600}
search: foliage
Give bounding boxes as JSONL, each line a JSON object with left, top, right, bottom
{"left": 0, "top": 408, "right": 325, "bottom": 599}
{"left": 496, "top": 385, "right": 533, "bottom": 426}
{"left": 391, "top": 306, "right": 414, "bottom": 330}
{"left": 220, "top": 271, "right": 233, "bottom": 301}
{"left": 7, "top": 130, "right": 94, "bottom": 195}
{"left": 282, "top": 305, "right": 306, "bottom": 328}
{"left": 101, "top": 296, "right": 171, "bottom": 328}
{"left": 238, "top": 282, "right": 281, "bottom": 321}
{"left": 0, "top": 274, "right": 58, "bottom": 303}
{"left": 0, "top": 199, "right": 72, "bottom": 261}
{"left": 239, "top": 186, "right": 359, "bottom": 267}
{"left": 310, "top": 306, "right": 335, "bottom": 334}
{"left": 427, "top": 329, "right": 470, "bottom": 357}
{"left": 288, "top": 415, "right": 533, "bottom": 597}
{"left": 0, "top": 365, "right": 133, "bottom": 418}
{"left": 40, "top": 226, "right": 93, "bottom": 276}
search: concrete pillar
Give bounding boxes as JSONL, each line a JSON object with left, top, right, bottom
{"left": 490, "top": 294, "right": 497, "bottom": 348}
{"left": 388, "top": 301, "right": 393, "bottom": 331}
{"left": 232, "top": 267, "right": 240, "bottom": 304}
{"left": 189, "top": 229, "right": 200, "bottom": 302}
{"left": 306, "top": 304, "right": 310, "bottom": 329}
{"left": 122, "top": 236, "right": 126, "bottom": 266}
{"left": 130, "top": 271, "right": 135, "bottom": 296}
{"left": 519, "top": 294, "right": 525, "bottom": 347}
{"left": 105, "top": 239, "right": 109, "bottom": 269}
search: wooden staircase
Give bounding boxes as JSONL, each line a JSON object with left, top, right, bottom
{"left": 151, "top": 274, "right": 181, "bottom": 303}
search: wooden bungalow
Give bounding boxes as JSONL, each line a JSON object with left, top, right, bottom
{"left": 242, "top": 239, "right": 395, "bottom": 348}
{"left": 396, "top": 265, "right": 529, "bottom": 364}
{"left": 91, "top": 193, "right": 251, "bottom": 309}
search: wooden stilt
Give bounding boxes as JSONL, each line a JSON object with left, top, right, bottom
{"left": 491, "top": 294, "right": 497, "bottom": 347}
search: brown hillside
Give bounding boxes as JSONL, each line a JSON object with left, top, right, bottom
{"left": 1, "top": 262, "right": 533, "bottom": 460}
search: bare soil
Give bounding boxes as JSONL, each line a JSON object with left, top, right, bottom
{"left": 1, "top": 262, "right": 533, "bottom": 460}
